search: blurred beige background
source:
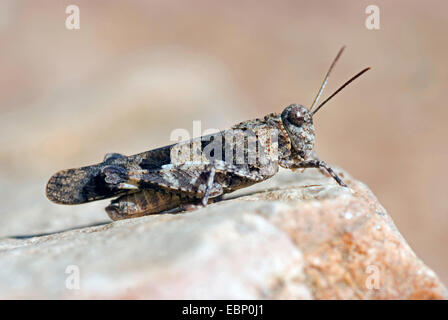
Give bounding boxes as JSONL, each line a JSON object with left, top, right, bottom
{"left": 0, "top": 0, "right": 447, "bottom": 284}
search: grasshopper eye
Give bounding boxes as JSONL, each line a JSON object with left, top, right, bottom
{"left": 281, "top": 104, "right": 309, "bottom": 128}
{"left": 289, "top": 112, "right": 305, "bottom": 125}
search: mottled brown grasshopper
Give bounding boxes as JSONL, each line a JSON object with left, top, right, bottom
{"left": 46, "top": 47, "right": 370, "bottom": 220}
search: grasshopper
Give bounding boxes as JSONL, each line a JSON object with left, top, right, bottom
{"left": 46, "top": 47, "right": 370, "bottom": 220}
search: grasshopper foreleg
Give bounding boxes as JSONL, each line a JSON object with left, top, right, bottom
{"left": 297, "top": 160, "right": 347, "bottom": 187}
{"left": 281, "top": 159, "right": 347, "bottom": 187}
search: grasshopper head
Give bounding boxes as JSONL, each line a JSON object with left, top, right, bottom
{"left": 281, "top": 104, "right": 315, "bottom": 160}
{"left": 279, "top": 47, "right": 371, "bottom": 161}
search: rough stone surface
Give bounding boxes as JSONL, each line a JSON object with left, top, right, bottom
{"left": 0, "top": 168, "right": 445, "bottom": 299}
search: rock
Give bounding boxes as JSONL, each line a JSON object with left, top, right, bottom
{"left": 0, "top": 168, "right": 445, "bottom": 299}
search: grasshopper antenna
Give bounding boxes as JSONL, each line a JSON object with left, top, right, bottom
{"left": 312, "top": 67, "right": 371, "bottom": 116}
{"left": 309, "top": 46, "right": 346, "bottom": 112}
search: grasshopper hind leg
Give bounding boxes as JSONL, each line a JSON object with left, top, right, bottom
{"left": 103, "top": 153, "right": 126, "bottom": 162}
{"left": 105, "top": 189, "right": 190, "bottom": 221}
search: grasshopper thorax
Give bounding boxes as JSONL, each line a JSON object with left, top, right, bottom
{"left": 281, "top": 104, "right": 315, "bottom": 160}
